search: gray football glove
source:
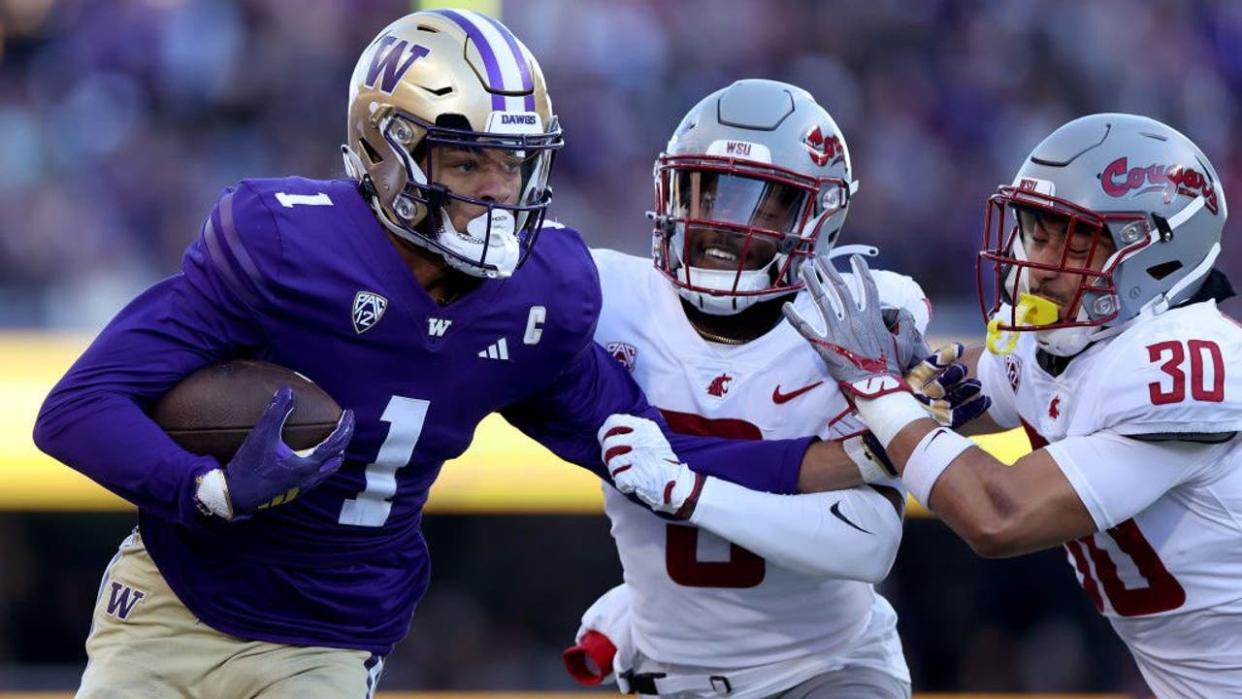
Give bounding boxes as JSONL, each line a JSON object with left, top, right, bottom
{"left": 783, "top": 255, "right": 912, "bottom": 403}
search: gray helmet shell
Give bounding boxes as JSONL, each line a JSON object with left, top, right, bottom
{"left": 984, "top": 113, "right": 1227, "bottom": 355}
{"left": 653, "top": 79, "right": 858, "bottom": 314}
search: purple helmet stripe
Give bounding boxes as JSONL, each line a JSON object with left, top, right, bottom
{"left": 474, "top": 12, "right": 536, "bottom": 111}
{"left": 430, "top": 9, "right": 505, "bottom": 111}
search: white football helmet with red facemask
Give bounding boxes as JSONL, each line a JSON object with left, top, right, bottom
{"left": 652, "top": 80, "right": 859, "bottom": 315}
{"left": 979, "top": 113, "right": 1228, "bottom": 356}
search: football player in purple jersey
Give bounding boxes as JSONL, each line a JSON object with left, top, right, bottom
{"left": 32, "top": 9, "right": 879, "bottom": 698}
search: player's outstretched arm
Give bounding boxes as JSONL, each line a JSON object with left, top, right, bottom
{"left": 33, "top": 185, "right": 276, "bottom": 526}
{"left": 884, "top": 423, "right": 1095, "bottom": 556}
{"left": 506, "top": 342, "right": 817, "bottom": 495}
{"left": 598, "top": 415, "right": 904, "bottom": 580}
{"left": 689, "top": 478, "right": 904, "bottom": 580}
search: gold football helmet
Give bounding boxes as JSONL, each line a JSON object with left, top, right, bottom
{"left": 343, "top": 9, "right": 562, "bottom": 278}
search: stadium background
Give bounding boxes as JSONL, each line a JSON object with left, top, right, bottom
{"left": 1, "top": 0, "right": 1240, "bottom": 695}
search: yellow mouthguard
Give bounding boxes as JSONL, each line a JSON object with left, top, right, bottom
{"left": 986, "top": 293, "right": 1060, "bottom": 355}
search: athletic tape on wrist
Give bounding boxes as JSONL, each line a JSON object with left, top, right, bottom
{"left": 194, "top": 468, "right": 233, "bottom": 520}
{"left": 855, "top": 391, "right": 929, "bottom": 447}
{"left": 842, "top": 433, "right": 893, "bottom": 483}
{"left": 904, "top": 427, "right": 974, "bottom": 506}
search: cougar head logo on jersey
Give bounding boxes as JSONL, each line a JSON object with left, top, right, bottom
{"left": 979, "top": 113, "right": 1228, "bottom": 357}
{"left": 342, "top": 9, "right": 563, "bottom": 280}
{"left": 650, "top": 79, "right": 859, "bottom": 316}
{"left": 707, "top": 373, "right": 733, "bottom": 397}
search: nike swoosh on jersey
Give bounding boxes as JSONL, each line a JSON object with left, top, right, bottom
{"left": 772, "top": 381, "right": 825, "bottom": 404}
{"left": 830, "top": 500, "right": 873, "bottom": 534}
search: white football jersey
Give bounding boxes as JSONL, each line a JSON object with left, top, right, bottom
{"left": 978, "top": 301, "right": 1242, "bottom": 698}
{"left": 591, "top": 248, "right": 927, "bottom": 674}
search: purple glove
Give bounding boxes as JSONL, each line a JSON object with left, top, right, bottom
{"left": 208, "top": 386, "right": 354, "bottom": 520}
{"left": 905, "top": 344, "right": 992, "bottom": 429}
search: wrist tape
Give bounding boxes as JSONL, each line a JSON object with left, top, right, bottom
{"left": 904, "top": 427, "right": 974, "bottom": 506}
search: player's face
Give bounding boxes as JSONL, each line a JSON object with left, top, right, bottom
{"left": 685, "top": 225, "right": 780, "bottom": 271}
{"left": 677, "top": 172, "right": 801, "bottom": 271}
{"left": 1018, "top": 208, "right": 1117, "bottom": 320}
{"left": 428, "top": 145, "right": 527, "bottom": 231}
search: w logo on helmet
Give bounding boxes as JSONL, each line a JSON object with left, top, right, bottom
{"left": 804, "top": 126, "right": 843, "bottom": 167}
{"left": 365, "top": 35, "right": 431, "bottom": 94}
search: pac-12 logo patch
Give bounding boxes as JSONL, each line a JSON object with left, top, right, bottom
{"left": 606, "top": 342, "right": 637, "bottom": 371}
{"left": 352, "top": 291, "right": 388, "bottom": 334}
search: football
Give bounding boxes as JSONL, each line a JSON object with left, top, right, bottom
{"left": 151, "top": 360, "right": 343, "bottom": 463}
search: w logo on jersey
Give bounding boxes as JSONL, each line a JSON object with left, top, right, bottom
{"left": 105, "top": 582, "right": 146, "bottom": 621}
{"left": 352, "top": 291, "right": 388, "bottom": 334}
{"left": 428, "top": 318, "right": 452, "bottom": 337}
{"left": 365, "top": 35, "right": 431, "bottom": 94}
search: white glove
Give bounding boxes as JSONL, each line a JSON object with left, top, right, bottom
{"left": 597, "top": 414, "right": 704, "bottom": 518}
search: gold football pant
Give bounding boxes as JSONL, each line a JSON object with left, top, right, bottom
{"left": 76, "top": 532, "right": 385, "bottom": 699}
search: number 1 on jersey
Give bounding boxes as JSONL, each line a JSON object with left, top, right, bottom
{"left": 338, "top": 396, "right": 428, "bottom": 527}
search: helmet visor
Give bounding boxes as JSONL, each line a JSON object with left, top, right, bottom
{"left": 670, "top": 170, "right": 809, "bottom": 235}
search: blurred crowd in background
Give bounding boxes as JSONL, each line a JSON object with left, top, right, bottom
{"left": 2, "top": 0, "right": 1241, "bottom": 694}
{"left": 1, "top": 0, "right": 1239, "bottom": 331}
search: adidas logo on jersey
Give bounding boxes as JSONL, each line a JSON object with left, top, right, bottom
{"left": 479, "top": 338, "right": 510, "bottom": 361}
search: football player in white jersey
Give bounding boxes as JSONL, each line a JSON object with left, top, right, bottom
{"left": 566, "top": 80, "right": 985, "bottom": 699}
{"left": 780, "top": 113, "right": 1242, "bottom": 698}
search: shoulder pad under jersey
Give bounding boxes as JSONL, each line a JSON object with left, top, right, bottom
{"left": 1077, "top": 302, "right": 1242, "bottom": 438}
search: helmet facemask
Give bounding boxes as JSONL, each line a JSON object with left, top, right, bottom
{"left": 978, "top": 187, "right": 1152, "bottom": 356}
{"left": 653, "top": 155, "right": 849, "bottom": 315}
{"left": 352, "top": 108, "right": 561, "bottom": 279}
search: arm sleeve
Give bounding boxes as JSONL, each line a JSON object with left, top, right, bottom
{"left": 976, "top": 346, "right": 1021, "bottom": 429}
{"left": 501, "top": 341, "right": 811, "bottom": 494}
{"left": 688, "top": 478, "right": 903, "bottom": 581}
{"left": 1045, "top": 431, "right": 1220, "bottom": 530}
{"left": 32, "top": 185, "right": 274, "bottom": 525}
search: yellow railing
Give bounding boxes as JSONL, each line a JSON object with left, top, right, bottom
{"left": 0, "top": 334, "right": 1030, "bottom": 514}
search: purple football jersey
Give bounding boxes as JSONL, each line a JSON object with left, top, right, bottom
{"left": 34, "top": 177, "right": 811, "bottom": 653}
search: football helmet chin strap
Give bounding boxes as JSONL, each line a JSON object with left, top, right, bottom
{"left": 431, "top": 207, "right": 521, "bottom": 278}
{"left": 1033, "top": 197, "right": 1219, "bottom": 358}
{"left": 674, "top": 243, "right": 879, "bottom": 316}
{"left": 343, "top": 145, "right": 523, "bottom": 279}
{"left": 1037, "top": 239, "right": 1223, "bottom": 356}
{"left": 675, "top": 259, "right": 781, "bottom": 315}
